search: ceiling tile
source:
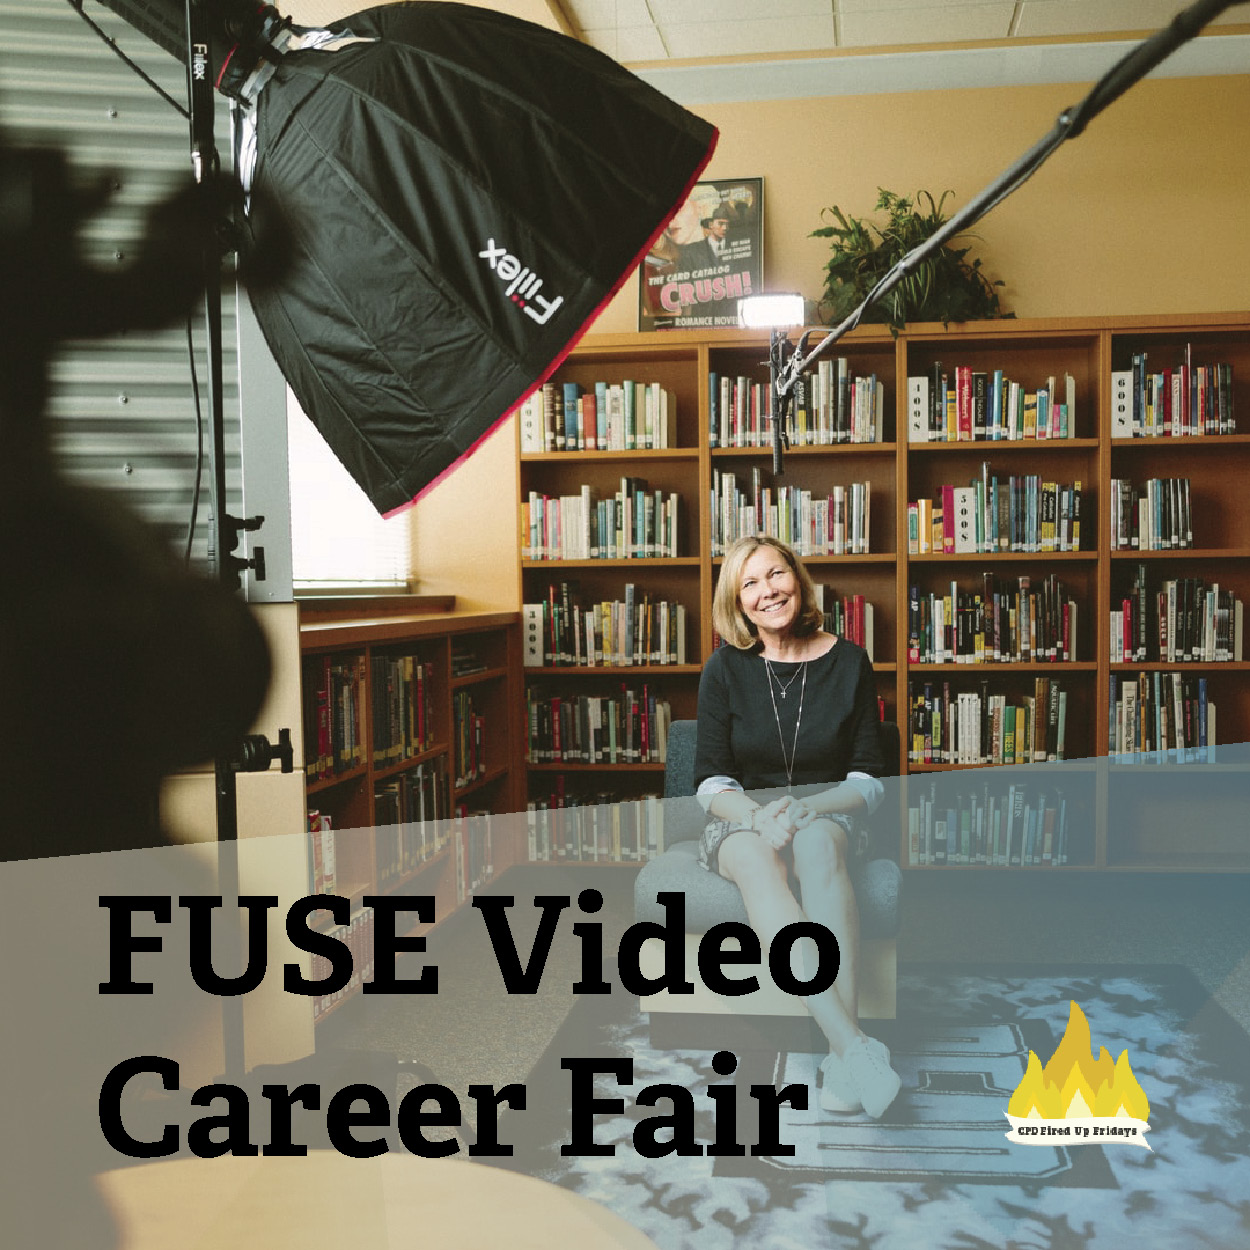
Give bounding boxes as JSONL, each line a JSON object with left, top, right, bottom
{"left": 649, "top": 0, "right": 831, "bottom": 19}
{"left": 1016, "top": 0, "right": 1248, "bottom": 37}
{"left": 579, "top": 28, "right": 620, "bottom": 57}
{"left": 564, "top": 0, "right": 654, "bottom": 26}
{"left": 637, "top": 34, "right": 1250, "bottom": 104}
{"left": 840, "top": 4, "right": 1014, "bottom": 46}
{"left": 839, "top": 0, "right": 1010, "bottom": 9}
{"left": 615, "top": 22, "right": 672, "bottom": 60}
{"left": 661, "top": 14, "right": 837, "bottom": 59}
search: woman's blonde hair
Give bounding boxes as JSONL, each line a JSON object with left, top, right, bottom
{"left": 713, "top": 535, "right": 824, "bottom": 649}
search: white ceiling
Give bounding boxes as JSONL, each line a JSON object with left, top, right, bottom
{"left": 558, "top": 0, "right": 1248, "bottom": 62}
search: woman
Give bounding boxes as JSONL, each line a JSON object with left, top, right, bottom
{"left": 693, "top": 535, "right": 902, "bottom": 1118}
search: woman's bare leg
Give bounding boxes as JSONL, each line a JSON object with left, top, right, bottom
{"left": 716, "top": 828, "right": 859, "bottom": 1054}
{"left": 790, "top": 818, "right": 859, "bottom": 1022}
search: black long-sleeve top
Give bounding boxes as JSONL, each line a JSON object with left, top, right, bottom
{"left": 693, "top": 639, "right": 883, "bottom": 799}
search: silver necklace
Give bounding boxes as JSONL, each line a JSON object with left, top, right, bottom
{"left": 765, "top": 658, "right": 807, "bottom": 792}
{"left": 765, "top": 657, "right": 803, "bottom": 699}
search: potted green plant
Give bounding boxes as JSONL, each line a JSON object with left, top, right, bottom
{"left": 811, "top": 188, "right": 1008, "bottom": 332}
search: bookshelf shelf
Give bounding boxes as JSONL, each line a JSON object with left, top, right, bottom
{"left": 521, "top": 557, "right": 701, "bottom": 569}
{"left": 909, "top": 438, "right": 1100, "bottom": 453}
{"left": 909, "top": 662, "right": 1098, "bottom": 673}
{"left": 527, "top": 858, "right": 644, "bottom": 869}
{"left": 518, "top": 312, "right": 1250, "bottom": 874}
{"left": 1111, "top": 434, "right": 1250, "bottom": 448}
{"left": 906, "top": 760, "right": 1093, "bottom": 774}
{"left": 910, "top": 551, "right": 1098, "bottom": 564}
{"left": 384, "top": 846, "right": 453, "bottom": 894}
{"left": 1107, "top": 758, "right": 1240, "bottom": 769}
{"left": 521, "top": 448, "right": 699, "bottom": 463}
{"left": 307, "top": 765, "right": 368, "bottom": 796}
{"left": 905, "top": 862, "right": 1094, "bottom": 872}
{"left": 1102, "top": 856, "right": 1250, "bottom": 873}
{"left": 1109, "top": 661, "right": 1250, "bottom": 672}
{"left": 299, "top": 606, "right": 523, "bottom": 1022}
{"left": 908, "top": 759, "right": 1098, "bottom": 774}
{"left": 711, "top": 442, "right": 899, "bottom": 458}
{"left": 372, "top": 744, "right": 450, "bottom": 784}
{"left": 799, "top": 553, "right": 898, "bottom": 567}
{"left": 527, "top": 760, "right": 667, "bottom": 773}
{"left": 451, "top": 666, "right": 508, "bottom": 689}
{"left": 454, "top": 763, "right": 511, "bottom": 800}
{"left": 524, "top": 664, "right": 702, "bottom": 677}
{"left": 1109, "top": 548, "right": 1250, "bottom": 561}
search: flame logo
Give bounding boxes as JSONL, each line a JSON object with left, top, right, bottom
{"left": 1005, "top": 1001, "right": 1152, "bottom": 1149}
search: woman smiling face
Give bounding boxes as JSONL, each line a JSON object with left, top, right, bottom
{"left": 738, "top": 544, "right": 800, "bottom": 639}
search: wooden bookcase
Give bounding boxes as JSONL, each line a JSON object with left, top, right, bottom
{"left": 517, "top": 312, "right": 1250, "bottom": 875}
{"left": 298, "top": 603, "right": 523, "bottom": 1020}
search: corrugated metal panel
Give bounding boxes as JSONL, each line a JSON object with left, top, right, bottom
{"left": 2, "top": 0, "right": 242, "bottom": 567}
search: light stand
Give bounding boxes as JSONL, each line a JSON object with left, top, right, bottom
{"left": 768, "top": 329, "right": 793, "bottom": 477}
{"left": 184, "top": 0, "right": 291, "bottom": 1081}
{"left": 764, "top": 0, "right": 1245, "bottom": 473}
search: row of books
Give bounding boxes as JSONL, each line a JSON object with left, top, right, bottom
{"left": 526, "top": 686, "right": 671, "bottom": 765}
{"left": 908, "top": 574, "right": 1079, "bottom": 664}
{"left": 1112, "top": 569, "right": 1245, "bottom": 663}
{"left": 710, "top": 469, "right": 872, "bottom": 556}
{"left": 1112, "top": 350, "right": 1235, "bottom": 438}
{"left": 1109, "top": 477, "right": 1193, "bottom": 551}
{"left": 453, "top": 689, "right": 487, "bottom": 789}
{"left": 305, "top": 810, "right": 496, "bottom": 1019}
{"left": 519, "top": 380, "right": 674, "bottom": 453}
{"left": 373, "top": 757, "right": 453, "bottom": 890}
{"left": 817, "top": 587, "right": 875, "bottom": 660}
{"left": 522, "top": 480, "right": 681, "bottom": 560}
{"left": 908, "top": 781, "right": 1074, "bottom": 866}
{"left": 909, "top": 677, "right": 1069, "bottom": 766}
{"left": 526, "top": 788, "right": 667, "bottom": 862}
{"left": 522, "top": 584, "right": 688, "bottom": 669}
{"left": 708, "top": 359, "right": 887, "bottom": 448}
{"left": 452, "top": 807, "right": 496, "bottom": 904}
{"left": 310, "top": 906, "right": 375, "bottom": 1022}
{"left": 303, "top": 653, "right": 366, "bottom": 781}
{"left": 451, "top": 648, "right": 489, "bottom": 678}
{"left": 1110, "top": 672, "right": 1217, "bottom": 758}
{"left": 308, "top": 810, "right": 339, "bottom": 896}
{"left": 907, "top": 365, "right": 1078, "bottom": 443}
{"left": 909, "top": 473, "right": 1083, "bottom": 555}
{"left": 519, "top": 352, "right": 1234, "bottom": 452}
{"left": 371, "top": 652, "right": 435, "bottom": 765}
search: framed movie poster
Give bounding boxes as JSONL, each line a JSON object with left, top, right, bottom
{"left": 638, "top": 177, "right": 762, "bottom": 331}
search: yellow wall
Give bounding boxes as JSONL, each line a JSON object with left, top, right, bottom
{"left": 597, "top": 72, "right": 1250, "bottom": 330}
{"left": 411, "top": 65, "right": 1250, "bottom": 610}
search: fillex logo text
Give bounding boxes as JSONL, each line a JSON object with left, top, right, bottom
{"left": 479, "top": 240, "right": 563, "bottom": 325}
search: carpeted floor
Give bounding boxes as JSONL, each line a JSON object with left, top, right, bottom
{"left": 489, "top": 964, "right": 1250, "bottom": 1250}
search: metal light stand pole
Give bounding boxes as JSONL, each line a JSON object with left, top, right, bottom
{"left": 769, "top": 328, "right": 793, "bottom": 476}
{"left": 184, "top": 0, "right": 289, "bottom": 1082}
{"left": 768, "top": 0, "right": 1243, "bottom": 474}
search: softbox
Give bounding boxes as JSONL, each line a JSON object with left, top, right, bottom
{"left": 97, "top": 0, "right": 718, "bottom": 513}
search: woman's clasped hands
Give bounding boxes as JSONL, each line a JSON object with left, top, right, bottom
{"left": 750, "top": 795, "right": 820, "bottom": 849}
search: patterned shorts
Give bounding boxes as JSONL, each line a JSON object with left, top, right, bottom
{"left": 698, "top": 811, "right": 857, "bottom": 875}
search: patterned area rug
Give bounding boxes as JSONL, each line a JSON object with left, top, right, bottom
{"left": 491, "top": 965, "right": 1250, "bottom": 1250}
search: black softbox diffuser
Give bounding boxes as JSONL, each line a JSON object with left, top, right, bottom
{"left": 99, "top": 0, "right": 717, "bottom": 513}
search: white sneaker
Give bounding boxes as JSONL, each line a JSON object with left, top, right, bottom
{"left": 818, "top": 1052, "right": 862, "bottom": 1113}
{"left": 844, "top": 1034, "right": 902, "bottom": 1119}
